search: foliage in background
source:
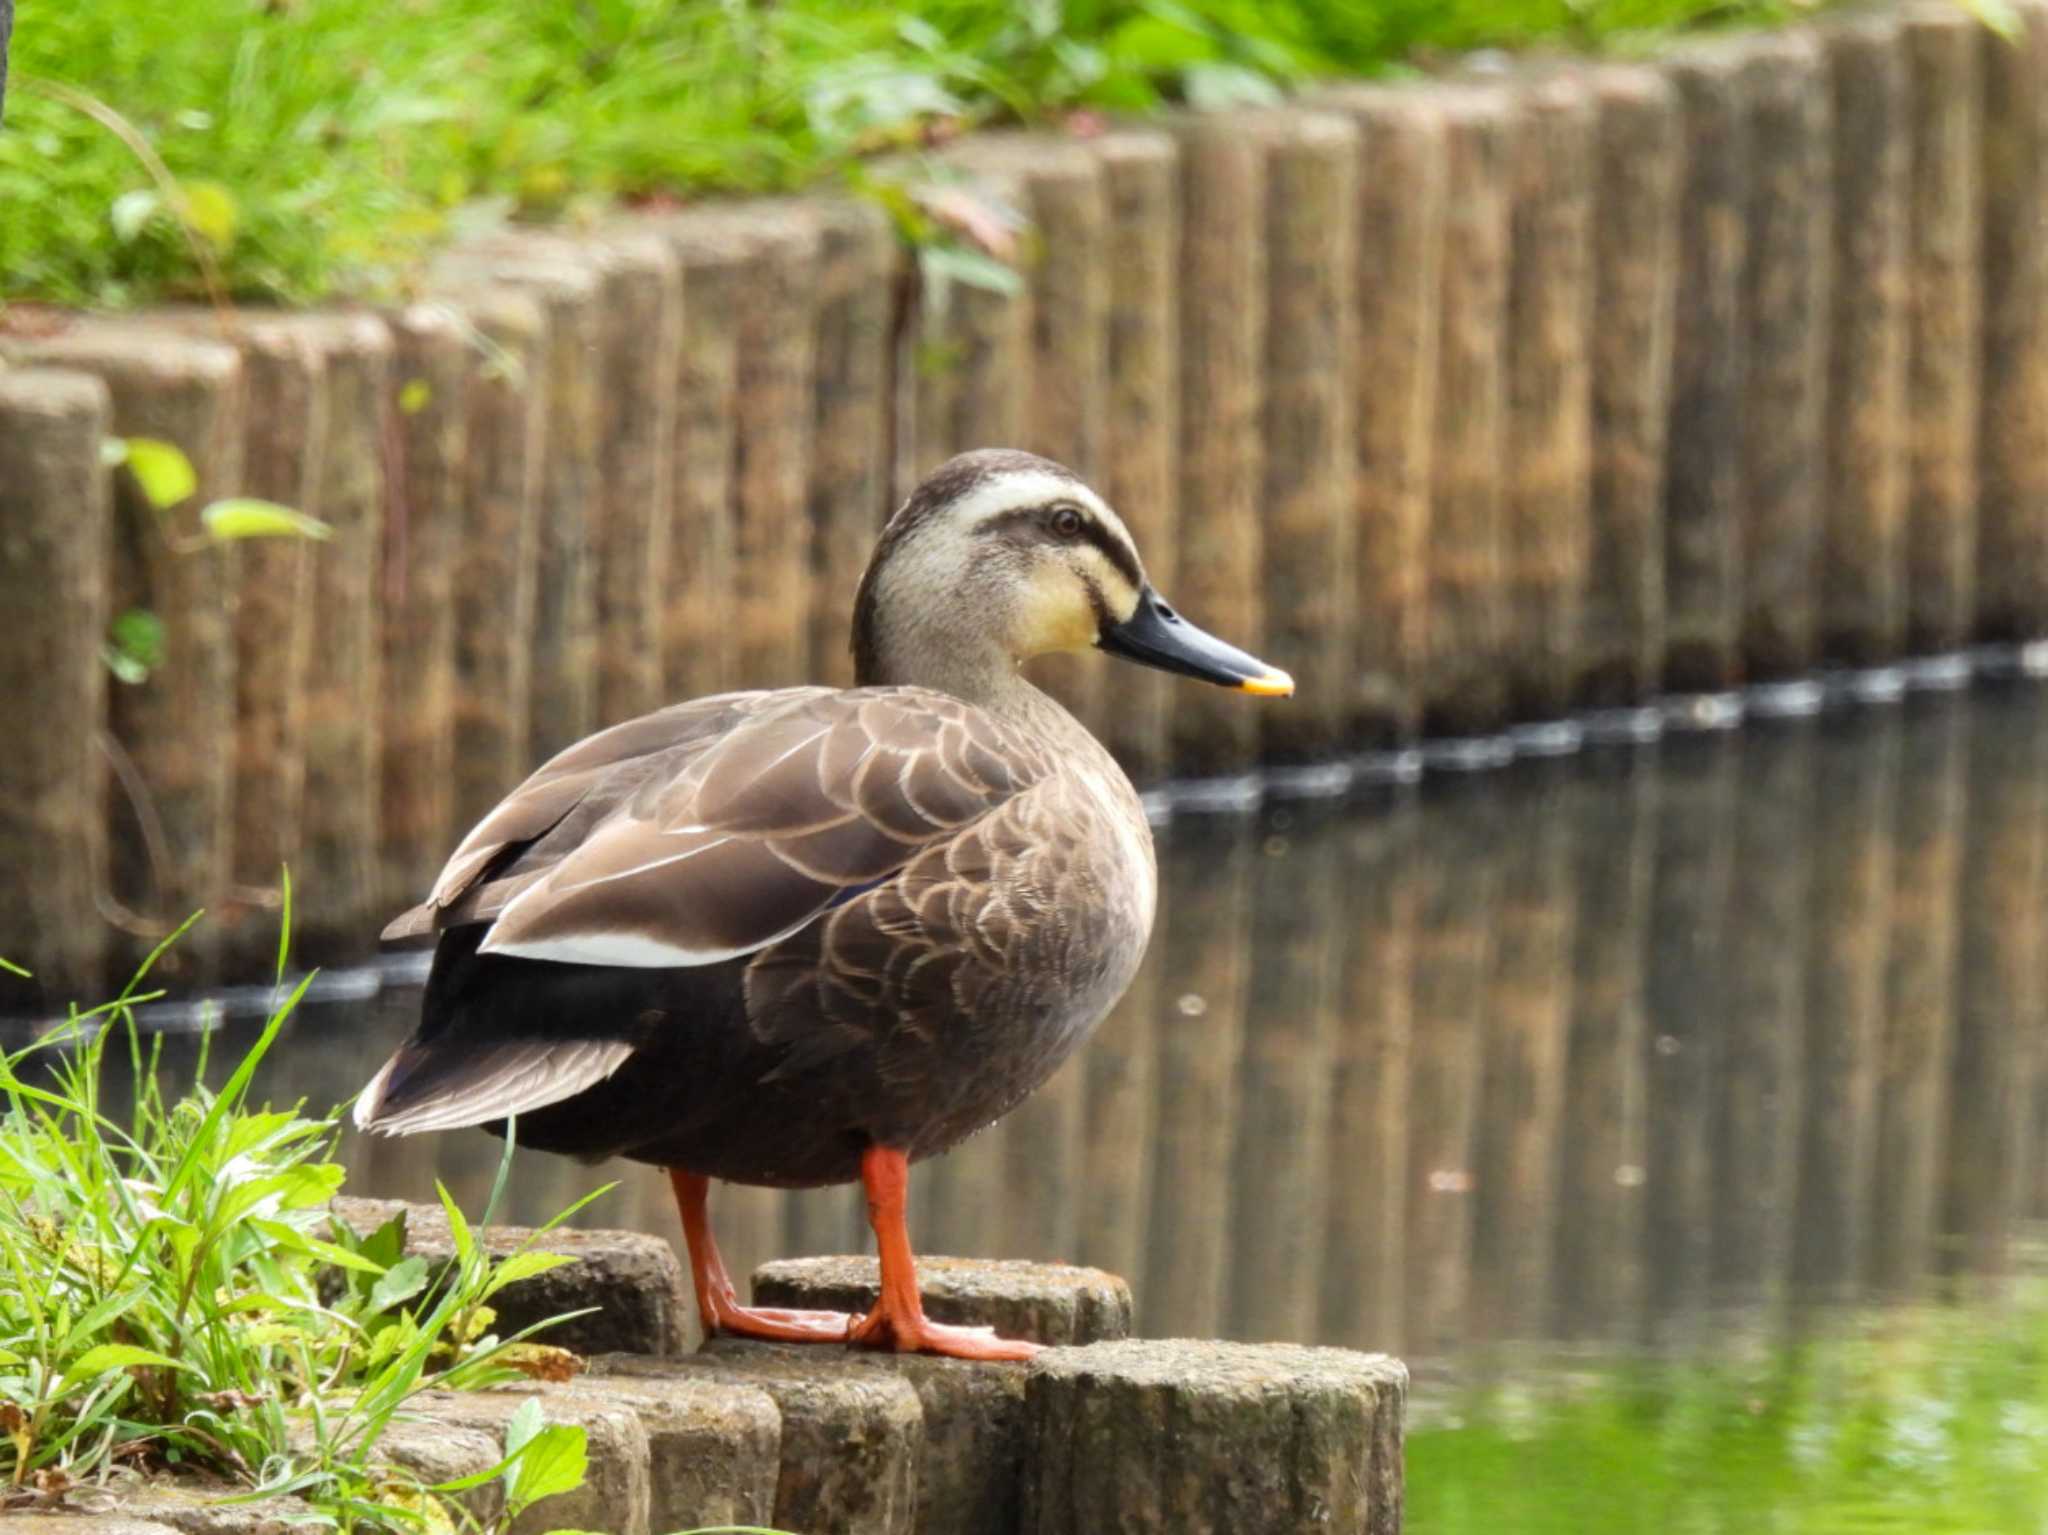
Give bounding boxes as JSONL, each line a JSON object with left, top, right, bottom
{"left": 0, "top": 912, "right": 619, "bottom": 1533}
{"left": 1409, "top": 1291, "right": 2048, "bottom": 1535}
{"left": 4, "top": 0, "right": 1819, "bottom": 306}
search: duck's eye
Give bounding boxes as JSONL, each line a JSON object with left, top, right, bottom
{"left": 1050, "top": 506, "right": 1085, "bottom": 539}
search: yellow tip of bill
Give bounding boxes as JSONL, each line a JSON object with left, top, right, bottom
{"left": 1240, "top": 668, "right": 1295, "bottom": 698}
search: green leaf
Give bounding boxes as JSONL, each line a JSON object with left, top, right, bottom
{"left": 368, "top": 1254, "right": 430, "bottom": 1314}
{"left": 1180, "top": 61, "right": 1283, "bottom": 111}
{"left": 61, "top": 1343, "right": 188, "bottom": 1389}
{"left": 436, "top": 1182, "right": 476, "bottom": 1266}
{"left": 175, "top": 180, "right": 240, "bottom": 251}
{"left": 398, "top": 378, "right": 433, "bottom": 415}
{"left": 121, "top": 437, "right": 198, "bottom": 510}
{"left": 104, "top": 607, "right": 167, "bottom": 685}
{"left": 482, "top": 1249, "right": 573, "bottom": 1300}
{"left": 249, "top": 1218, "right": 388, "bottom": 1275}
{"left": 201, "top": 498, "right": 332, "bottom": 541}
{"left": 920, "top": 243, "right": 1023, "bottom": 298}
{"left": 508, "top": 1422, "right": 587, "bottom": 1513}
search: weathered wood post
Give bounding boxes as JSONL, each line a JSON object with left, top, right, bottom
{"left": 1976, "top": 0, "right": 2048, "bottom": 643}
{"left": 1579, "top": 67, "right": 1679, "bottom": 709}
{"left": 1501, "top": 74, "right": 1594, "bottom": 726}
{"left": 1714, "top": 720, "right": 1815, "bottom": 1305}
{"left": 378, "top": 304, "right": 469, "bottom": 912}
{"left": 1257, "top": 110, "right": 1358, "bottom": 769}
{"left": 1736, "top": 32, "right": 1829, "bottom": 681}
{"left": 8, "top": 327, "right": 246, "bottom": 985}
{"left": 297, "top": 314, "right": 391, "bottom": 962}
{"left": 805, "top": 200, "right": 898, "bottom": 690}
{"left": 1172, "top": 114, "right": 1266, "bottom": 777}
{"left": 0, "top": 369, "right": 112, "bottom": 1003}
{"left": 1423, "top": 88, "right": 1511, "bottom": 739}
{"left": 1315, "top": 86, "right": 1444, "bottom": 751}
{"left": 444, "top": 286, "right": 547, "bottom": 834}
{"left": 1821, "top": 16, "right": 1910, "bottom": 666}
{"left": 1661, "top": 44, "right": 1748, "bottom": 693}
{"left": 1095, "top": 130, "right": 1181, "bottom": 783}
{"left": 1900, "top": 2, "right": 1983, "bottom": 654}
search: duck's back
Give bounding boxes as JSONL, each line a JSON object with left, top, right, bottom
{"left": 358, "top": 682, "right": 1156, "bottom": 1187}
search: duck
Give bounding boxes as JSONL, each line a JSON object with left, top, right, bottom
{"left": 354, "top": 448, "right": 1292, "bottom": 1360}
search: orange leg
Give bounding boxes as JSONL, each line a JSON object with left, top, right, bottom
{"left": 846, "top": 1145, "right": 1040, "bottom": 1361}
{"left": 667, "top": 1169, "right": 857, "bottom": 1343}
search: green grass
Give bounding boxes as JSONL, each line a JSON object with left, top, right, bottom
{"left": 1410, "top": 1293, "right": 2048, "bottom": 1535}
{"left": 4, "top": 0, "right": 1814, "bottom": 307}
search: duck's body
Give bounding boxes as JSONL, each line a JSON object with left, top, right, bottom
{"left": 357, "top": 450, "right": 1288, "bottom": 1359}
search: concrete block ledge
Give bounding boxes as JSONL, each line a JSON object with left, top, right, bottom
{"left": 751, "top": 1252, "right": 1135, "bottom": 1347}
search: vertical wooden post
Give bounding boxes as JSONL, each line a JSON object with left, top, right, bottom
{"left": 1257, "top": 110, "right": 1358, "bottom": 767}
{"left": 1228, "top": 803, "right": 1344, "bottom": 1340}
{"left": 1095, "top": 130, "right": 1181, "bottom": 783}
{"left": 14, "top": 328, "right": 245, "bottom": 985}
{"left": 1794, "top": 711, "right": 1900, "bottom": 1296}
{"left": 1661, "top": 45, "right": 1749, "bottom": 693}
{"left": 1320, "top": 795, "right": 1417, "bottom": 1353}
{"left": 1316, "top": 86, "right": 1444, "bottom": 750}
{"left": 1502, "top": 75, "right": 1595, "bottom": 724}
{"left": 0, "top": 368, "right": 112, "bottom": 1004}
{"left": 1424, "top": 88, "right": 1511, "bottom": 739}
{"left": 1976, "top": 0, "right": 2048, "bottom": 642}
{"left": 1821, "top": 16, "right": 1910, "bottom": 665}
{"left": 806, "top": 200, "right": 897, "bottom": 689}
{"left": 1403, "top": 782, "right": 1501, "bottom": 1356}
{"left": 298, "top": 314, "right": 391, "bottom": 963}
{"left": 590, "top": 230, "right": 683, "bottom": 725}
{"left": 654, "top": 215, "right": 747, "bottom": 699}
{"left": 218, "top": 317, "right": 326, "bottom": 960}
{"left": 1553, "top": 755, "right": 1656, "bottom": 1335}
{"left": 1900, "top": 3, "right": 1983, "bottom": 654}
{"left": 1579, "top": 68, "right": 1679, "bottom": 708}
{"left": 379, "top": 304, "right": 469, "bottom": 911}
{"left": 445, "top": 286, "right": 547, "bottom": 834}
{"left": 1143, "top": 816, "right": 1255, "bottom": 1337}
{"left": 1872, "top": 692, "right": 1966, "bottom": 1288}
{"left": 1714, "top": 720, "right": 1815, "bottom": 1305}
{"left": 1468, "top": 764, "right": 1576, "bottom": 1343}
{"left": 1736, "top": 32, "right": 1830, "bottom": 681}
{"left": 1172, "top": 115, "right": 1265, "bottom": 777}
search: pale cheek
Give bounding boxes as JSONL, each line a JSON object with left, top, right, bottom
{"left": 1015, "top": 574, "right": 1099, "bottom": 655}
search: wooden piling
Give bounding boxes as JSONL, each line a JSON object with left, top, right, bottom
{"left": 1172, "top": 115, "right": 1266, "bottom": 776}
{"left": 1320, "top": 794, "right": 1418, "bottom": 1354}
{"left": 445, "top": 286, "right": 547, "bottom": 833}
{"left": 1976, "top": 0, "right": 2048, "bottom": 642}
{"left": 1501, "top": 75, "right": 1594, "bottom": 723}
{"left": 1579, "top": 68, "right": 1680, "bottom": 707}
{"left": 1315, "top": 86, "right": 1444, "bottom": 749}
{"left": 1423, "top": 89, "right": 1511, "bottom": 738}
{"left": 216, "top": 317, "right": 325, "bottom": 958}
{"left": 1469, "top": 763, "right": 1577, "bottom": 1344}
{"left": 1257, "top": 110, "right": 1358, "bottom": 765}
{"left": 297, "top": 314, "right": 391, "bottom": 963}
{"left": 1794, "top": 711, "right": 1901, "bottom": 1298}
{"left": 1821, "top": 16, "right": 1911, "bottom": 665}
{"left": 1714, "top": 720, "right": 1815, "bottom": 1306}
{"left": 1144, "top": 815, "right": 1255, "bottom": 1337}
{"left": 1901, "top": 3, "right": 1983, "bottom": 653}
{"left": 1872, "top": 692, "right": 1966, "bottom": 1289}
{"left": 1228, "top": 802, "right": 1344, "bottom": 1341}
{"left": 12, "top": 327, "right": 245, "bottom": 984}
{"left": 589, "top": 230, "right": 683, "bottom": 724}
{"left": 1404, "top": 781, "right": 1502, "bottom": 1356}
{"left": 1661, "top": 44, "right": 1749, "bottom": 692}
{"left": 1094, "top": 130, "right": 1181, "bottom": 782}
{"left": 1736, "top": 32, "right": 1830, "bottom": 680}
{"left": 1553, "top": 753, "right": 1656, "bottom": 1336}
{"left": 0, "top": 369, "right": 112, "bottom": 1003}
{"left": 378, "top": 304, "right": 469, "bottom": 911}
{"left": 805, "top": 199, "right": 897, "bottom": 689}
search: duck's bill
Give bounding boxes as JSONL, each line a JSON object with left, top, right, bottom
{"left": 1097, "top": 586, "right": 1295, "bottom": 697}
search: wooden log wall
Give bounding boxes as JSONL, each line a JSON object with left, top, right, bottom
{"left": 4, "top": 1, "right": 2046, "bottom": 1001}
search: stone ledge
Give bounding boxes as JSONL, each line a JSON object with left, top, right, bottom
{"left": 751, "top": 1253, "right": 1134, "bottom": 1346}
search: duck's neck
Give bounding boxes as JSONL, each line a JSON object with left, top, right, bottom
{"left": 862, "top": 642, "right": 1083, "bottom": 737}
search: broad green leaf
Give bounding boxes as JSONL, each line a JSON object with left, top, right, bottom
{"left": 248, "top": 1217, "right": 387, "bottom": 1275}
{"left": 360, "top": 1212, "right": 408, "bottom": 1271}
{"left": 121, "top": 437, "right": 197, "bottom": 510}
{"left": 61, "top": 1343, "right": 188, "bottom": 1389}
{"left": 104, "top": 608, "right": 167, "bottom": 685}
{"left": 482, "top": 1249, "right": 572, "bottom": 1300}
{"left": 508, "top": 1422, "right": 587, "bottom": 1512}
{"left": 368, "top": 1255, "right": 430, "bottom": 1314}
{"left": 201, "top": 498, "right": 333, "bottom": 542}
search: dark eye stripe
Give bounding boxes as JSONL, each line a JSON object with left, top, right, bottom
{"left": 1076, "top": 521, "right": 1143, "bottom": 592}
{"left": 977, "top": 503, "right": 1143, "bottom": 592}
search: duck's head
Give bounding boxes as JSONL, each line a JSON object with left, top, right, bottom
{"left": 853, "top": 449, "right": 1294, "bottom": 700}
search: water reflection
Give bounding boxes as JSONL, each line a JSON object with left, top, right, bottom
{"left": 52, "top": 681, "right": 2048, "bottom": 1372}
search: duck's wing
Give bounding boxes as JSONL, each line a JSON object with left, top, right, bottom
{"left": 391, "top": 686, "right": 1050, "bottom": 967}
